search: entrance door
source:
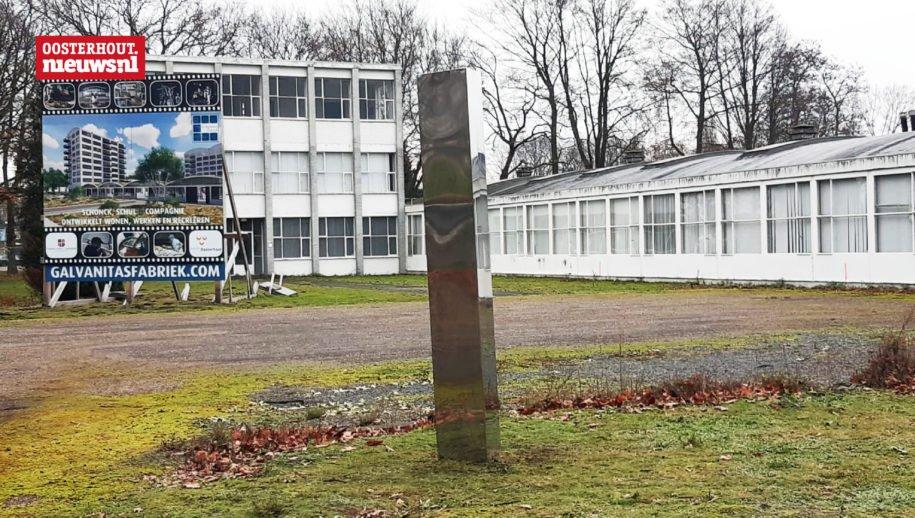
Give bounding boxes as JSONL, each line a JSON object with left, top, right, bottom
{"left": 227, "top": 218, "right": 264, "bottom": 275}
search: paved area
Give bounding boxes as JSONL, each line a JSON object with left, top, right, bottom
{"left": 0, "top": 290, "right": 911, "bottom": 410}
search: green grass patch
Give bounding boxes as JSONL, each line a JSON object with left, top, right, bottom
{"left": 1, "top": 345, "right": 913, "bottom": 517}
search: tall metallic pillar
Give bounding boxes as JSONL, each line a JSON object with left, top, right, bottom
{"left": 418, "top": 68, "right": 499, "bottom": 461}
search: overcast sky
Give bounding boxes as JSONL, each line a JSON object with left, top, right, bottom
{"left": 265, "top": 0, "right": 915, "bottom": 88}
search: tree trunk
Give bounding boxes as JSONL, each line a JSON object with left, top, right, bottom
{"left": 1, "top": 148, "right": 17, "bottom": 274}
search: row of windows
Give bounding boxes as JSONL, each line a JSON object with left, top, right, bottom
{"left": 225, "top": 151, "right": 396, "bottom": 195}
{"left": 222, "top": 75, "right": 395, "bottom": 120}
{"left": 407, "top": 174, "right": 915, "bottom": 257}
{"left": 272, "top": 216, "right": 398, "bottom": 259}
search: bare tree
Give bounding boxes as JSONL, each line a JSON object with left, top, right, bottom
{"left": 817, "top": 62, "right": 865, "bottom": 137}
{"left": 558, "top": 0, "right": 647, "bottom": 168}
{"left": 496, "top": 0, "right": 565, "bottom": 175}
{"left": 470, "top": 47, "right": 543, "bottom": 180}
{"left": 654, "top": 0, "right": 725, "bottom": 154}
{"left": 34, "top": 0, "right": 249, "bottom": 56}
{"left": 761, "top": 40, "right": 824, "bottom": 143}
{"left": 246, "top": 9, "right": 321, "bottom": 61}
{"left": 861, "top": 84, "right": 915, "bottom": 136}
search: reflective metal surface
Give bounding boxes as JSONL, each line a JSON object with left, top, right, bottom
{"left": 418, "top": 69, "right": 500, "bottom": 462}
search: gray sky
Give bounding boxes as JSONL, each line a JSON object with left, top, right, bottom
{"left": 268, "top": 0, "right": 915, "bottom": 88}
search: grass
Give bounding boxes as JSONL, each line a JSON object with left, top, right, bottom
{"left": 1, "top": 345, "right": 914, "bottom": 517}
{"left": 5, "top": 273, "right": 915, "bottom": 324}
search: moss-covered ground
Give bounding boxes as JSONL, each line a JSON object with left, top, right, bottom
{"left": 1, "top": 344, "right": 913, "bottom": 517}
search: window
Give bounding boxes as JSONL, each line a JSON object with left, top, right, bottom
{"left": 271, "top": 152, "right": 309, "bottom": 194}
{"left": 488, "top": 209, "right": 502, "bottom": 255}
{"left": 767, "top": 182, "right": 811, "bottom": 253}
{"left": 273, "top": 217, "right": 310, "bottom": 259}
{"left": 222, "top": 75, "right": 260, "bottom": 117}
{"left": 408, "top": 214, "right": 424, "bottom": 256}
{"left": 269, "top": 76, "right": 307, "bottom": 118}
{"left": 818, "top": 178, "right": 867, "bottom": 253}
{"left": 316, "top": 152, "right": 353, "bottom": 193}
{"left": 359, "top": 79, "right": 395, "bottom": 120}
{"left": 552, "top": 202, "right": 577, "bottom": 254}
{"left": 503, "top": 207, "right": 524, "bottom": 254}
{"left": 315, "top": 78, "right": 351, "bottom": 119}
{"left": 722, "top": 187, "right": 761, "bottom": 254}
{"left": 360, "top": 153, "right": 396, "bottom": 193}
{"left": 644, "top": 194, "right": 675, "bottom": 254}
{"left": 579, "top": 199, "right": 607, "bottom": 254}
{"left": 526, "top": 204, "right": 549, "bottom": 255}
{"left": 319, "top": 217, "right": 355, "bottom": 257}
{"left": 681, "top": 190, "right": 716, "bottom": 254}
{"left": 363, "top": 216, "right": 398, "bottom": 256}
{"left": 609, "top": 197, "right": 639, "bottom": 254}
{"left": 875, "top": 173, "right": 914, "bottom": 252}
{"left": 225, "top": 151, "right": 264, "bottom": 194}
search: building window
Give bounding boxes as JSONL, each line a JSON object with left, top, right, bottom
{"left": 579, "top": 199, "right": 607, "bottom": 254}
{"left": 552, "top": 202, "right": 577, "bottom": 254}
{"left": 319, "top": 217, "right": 355, "bottom": 257}
{"left": 363, "top": 216, "right": 398, "bottom": 256}
{"left": 526, "top": 204, "right": 549, "bottom": 255}
{"left": 818, "top": 177, "right": 867, "bottom": 253}
{"left": 609, "top": 197, "right": 639, "bottom": 254}
{"left": 271, "top": 151, "right": 309, "bottom": 194}
{"left": 273, "top": 217, "right": 310, "bottom": 259}
{"left": 269, "top": 76, "right": 307, "bottom": 118}
{"left": 503, "top": 206, "right": 524, "bottom": 254}
{"left": 722, "top": 187, "right": 761, "bottom": 254}
{"left": 360, "top": 153, "right": 396, "bottom": 193}
{"left": 225, "top": 151, "right": 264, "bottom": 194}
{"left": 359, "top": 79, "right": 395, "bottom": 120}
{"left": 767, "top": 182, "right": 811, "bottom": 253}
{"left": 488, "top": 209, "right": 502, "bottom": 255}
{"left": 316, "top": 152, "right": 353, "bottom": 193}
{"left": 315, "top": 78, "right": 351, "bottom": 119}
{"left": 681, "top": 190, "right": 716, "bottom": 254}
{"left": 222, "top": 75, "right": 261, "bottom": 117}
{"left": 644, "top": 194, "right": 675, "bottom": 254}
{"left": 875, "top": 173, "right": 914, "bottom": 252}
{"left": 408, "top": 214, "right": 424, "bottom": 256}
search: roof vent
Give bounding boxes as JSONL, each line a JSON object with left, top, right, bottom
{"left": 900, "top": 111, "right": 915, "bottom": 132}
{"left": 515, "top": 166, "right": 533, "bottom": 178}
{"left": 786, "top": 123, "right": 817, "bottom": 141}
{"left": 620, "top": 148, "right": 645, "bottom": 165}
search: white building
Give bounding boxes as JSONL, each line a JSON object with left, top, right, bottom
{"left": 184, "top": 145, "right": 224, "bottom": 177}
{"left": 147, "top": 56, "right": 405, "bottom": 276}
{"left": 63, "top": 127, "right": 126, "bottom": 186}
{"left": 407, "top": 132, "right": 915, "bottom": 286}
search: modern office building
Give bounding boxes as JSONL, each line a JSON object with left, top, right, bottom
{"left": 147, "top": 56, "right": 405, "bottom": 276}
{"left": 406, "top": 132, "right": 915, "bottom": 286}
{"left": 184, "top": 145, "right": 224, "bottom": 177}
{"left": 63, "top": 127, "right": 127, "bottom": 187}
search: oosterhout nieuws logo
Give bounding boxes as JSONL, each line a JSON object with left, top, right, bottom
{"left": 36, "top": 35, "right": 146, "bottom": 80}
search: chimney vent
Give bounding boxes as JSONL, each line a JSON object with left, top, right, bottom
{"left": 621, "top": 148, "right": 645, "bottom": 165}
{"left": 515, "top": 166, "right": 533, "bottom": 178}
{"left": 901, "top": 112, "right": 910, "bottom": 132}
{"left": 786, "top": 123, "right": 817, "bottom": 141}
{"left": 910, "top": 111, "right": 915, "bottom": 133}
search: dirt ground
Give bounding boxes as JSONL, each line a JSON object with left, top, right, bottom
{"left": 0, "top": 290, "right": 911, "bottom": 411}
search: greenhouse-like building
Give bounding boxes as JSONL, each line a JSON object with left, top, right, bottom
{"left": 406, "top": 132, "right": 915, "bottom": 286}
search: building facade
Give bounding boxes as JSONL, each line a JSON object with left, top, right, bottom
{"left": 407, "top": 133, "right": 915, "bottom": 286}
{"left": 147, "top": 56, "right": 406, "bottom": 276}
{"left": 184, "top": 145, "right": 224, "bottom": 178}
{"left": 63, "top": 127, "right": 127, "bottom": 186}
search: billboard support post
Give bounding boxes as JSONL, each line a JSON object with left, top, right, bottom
{"left": 220, "top": 154, "right": 253, "bottom": 299}
{"left": 418, "top": 68, "right": 500, "bottom": 462}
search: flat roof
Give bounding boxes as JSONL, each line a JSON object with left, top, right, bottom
{"left": 147, "top": 55, "right": 400, "bottom": 71}
{"left": 490, "top": 132, "right": 915, "bottom": 197}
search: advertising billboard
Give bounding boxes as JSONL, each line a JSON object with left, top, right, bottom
{"left": 42, "top": 74, "right": 225, "bottom": 282}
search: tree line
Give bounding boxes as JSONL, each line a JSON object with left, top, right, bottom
{"left": 1, "top": 0, "right": 913, "bottom": 277}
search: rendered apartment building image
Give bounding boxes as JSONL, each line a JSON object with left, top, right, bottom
{"left": 146, "top": 56, "right": 404, "bottom": 277}
{"left": 63, "top": 127, "right": 127, "bottom": 186}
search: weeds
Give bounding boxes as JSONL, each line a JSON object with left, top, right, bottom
{"left": 852, "top": 313, "right": 915, "bottom": 392}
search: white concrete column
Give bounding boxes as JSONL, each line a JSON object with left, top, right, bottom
{"left": 307, "top": 66, "right": 321, "bottom": 274}
{"left": 759, "top": 185, "right": 768, "bottom": 254}
{"left": 866, "top": 174, "right": 877, "bottom": 253}
{"left": 261, "top": 64, "right": 275, "bottom": 275}
{"left": 394, "top": 68, "right": 407, "bottom": 273}
{"left": 674, "top": 192, "right": 682, "bottom": 254}
{"left": 810, "top": 180, "right": 820, "bottom": 254}
{"left": 351, "top": 68, "right": 364, "bottom": 274}
{"left": 714, "top": 188, "right": 723, "bottom": 255}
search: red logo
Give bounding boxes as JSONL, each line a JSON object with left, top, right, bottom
{"left": 36, "top": 35, "right": 145, "bottom": 80}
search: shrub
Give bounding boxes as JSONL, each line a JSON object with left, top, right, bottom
{"left": 99, "top": 199, "right": 119, "bottom": 210}
{"left": 852, "top": 327, "right": 915, "bottom": 390}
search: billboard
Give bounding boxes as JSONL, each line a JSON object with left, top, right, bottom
{"left": 42, "top": 74, "right": 225, "bottom": 282}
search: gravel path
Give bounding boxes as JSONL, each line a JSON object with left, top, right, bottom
{"left": 0, "top": 290, "right": 909, "bottom": 411}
